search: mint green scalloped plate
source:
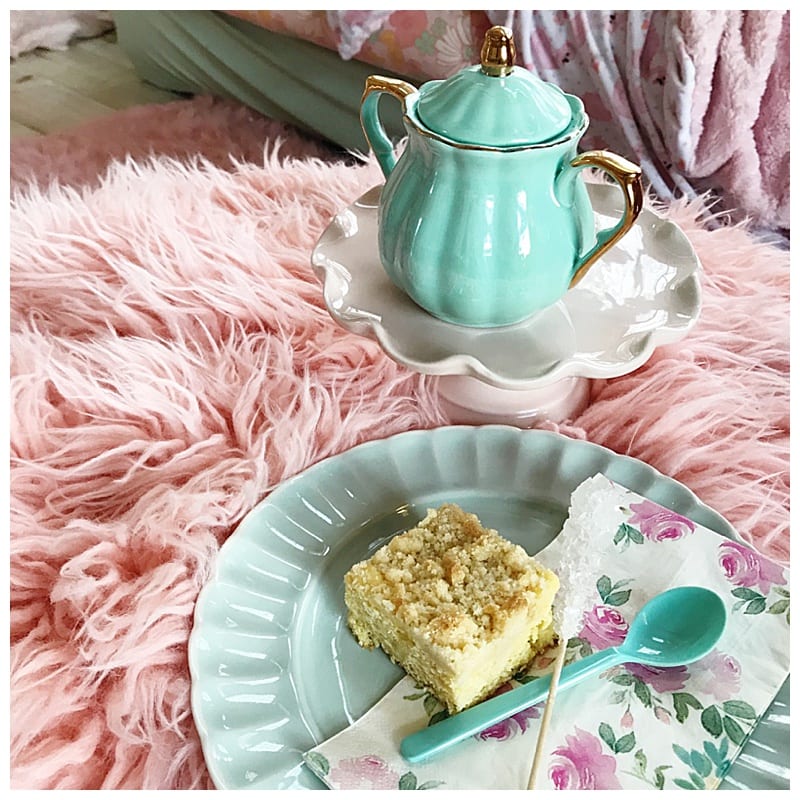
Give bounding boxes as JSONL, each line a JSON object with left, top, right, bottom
{"left": 188, "top": 426, "right": 789, "bottom": 789}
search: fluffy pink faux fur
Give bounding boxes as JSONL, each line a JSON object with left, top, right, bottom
{"left": 10, "top": 104, "right": 788, "bottom": 789}
{"left": 10, "top": 95, "right": 342, "bottom": 191}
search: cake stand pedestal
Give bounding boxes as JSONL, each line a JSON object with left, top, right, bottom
{"left": 312, "top": 183, "right": 702, "bottom": 426}
{"left": 435, "top": 375, "right": 591, "bottom": 427}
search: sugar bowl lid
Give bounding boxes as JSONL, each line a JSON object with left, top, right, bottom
{"left": 415, "top": 25, "right": 575, "bottom": 147}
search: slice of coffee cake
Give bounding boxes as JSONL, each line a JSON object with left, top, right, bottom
{"left": 344, "top": 503, "right": 559, "bottom": 714}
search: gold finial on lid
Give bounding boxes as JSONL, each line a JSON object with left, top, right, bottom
{"left": 480, "top": 25, "right": 516, "bottom": 77}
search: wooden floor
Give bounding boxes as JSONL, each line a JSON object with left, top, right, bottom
{"left": 10, "top": 30, "right": 182, "bottom": 140}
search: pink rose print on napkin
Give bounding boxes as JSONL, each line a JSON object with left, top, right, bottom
{"left": 625, "top": 662, "right": 689, "bottom": 694}
{"left": 628, "top": 499, "right": 696, "bottom": 542}
{"left": 718, "top": 540, "right": 787, "bottom": 595}
{"left": 328, "top": 755, "right": 399, "bottom": 789}
{"left": 476, "top": 681, "right": 541, "bottom": 742}
{"left": 691, "top": 649, "right": 742, "bottom": 702}
{"left": 549, "top": 727, "right": 622, "bottom": 789}
{"left": 579, "top": 604, "right": 629, "bottom": 649}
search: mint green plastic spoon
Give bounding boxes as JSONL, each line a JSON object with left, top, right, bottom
{"left": 400, "top": 585, "right": 726, "bottom": 764}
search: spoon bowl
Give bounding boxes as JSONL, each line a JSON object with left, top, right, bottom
{"left": 621, "top": 585, "right": 727, "bottom": 667}
{"left": 400, "top": 585, "right": 727, "bottom": 763}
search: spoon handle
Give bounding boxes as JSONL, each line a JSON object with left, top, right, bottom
{"left": 400, "top": 647, "right": 623, "bottom": 763}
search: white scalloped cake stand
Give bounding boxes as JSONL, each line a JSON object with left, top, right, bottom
{"left": 312, "top": 182, "right": 702, "bottom": 425}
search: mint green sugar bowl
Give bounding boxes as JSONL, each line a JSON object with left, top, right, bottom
{"left": 360, "top": 26, "right": 644, "bottom": 328}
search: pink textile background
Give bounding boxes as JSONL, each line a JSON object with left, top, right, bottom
{"left": 489, "top": 9, "right": 790, "bottom": 229}
{"left": 226, "top": 9, "right": 789, "bottom": 229}
{"left": 10, "top": 96, "right": 789, "bottom": 789}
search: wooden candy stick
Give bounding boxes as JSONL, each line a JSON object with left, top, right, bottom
{"left": 526, "top": 475, "right": 624, "bottom": 790}
{"left": 527, "top": 637, "right": 568, "bottom": 789}
{"left": 528, "top": 637, "right": 567, "bottom": 789}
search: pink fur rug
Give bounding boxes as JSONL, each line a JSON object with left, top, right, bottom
{"left": 10, "top": 95, "right": 342, "bottom": 191}
{"left": 10, "top": 98, "right": 789, "bottom": 789}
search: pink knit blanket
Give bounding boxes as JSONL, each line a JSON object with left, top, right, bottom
{"left": 10, "top": 103, "right": 788, "bottom": 788}
{"left": 490, "top": 9, "right": 789, "bottom": 230}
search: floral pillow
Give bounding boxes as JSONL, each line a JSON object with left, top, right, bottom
{"left": 224, "top": 10, "right": 491, "bottom": 80}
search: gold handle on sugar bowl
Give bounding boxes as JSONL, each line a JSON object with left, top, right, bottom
{"left": 568, "top": 150, "right": 644, "bottom": 288}
{"left": 360, "top": 75, "right": 418, "bottom": 178}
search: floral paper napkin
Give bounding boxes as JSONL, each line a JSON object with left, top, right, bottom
{"left": 304, "top": 477, "right": 790, "bottom": 790}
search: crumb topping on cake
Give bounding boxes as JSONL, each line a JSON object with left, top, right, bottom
{"left": 345, "top": 503, "right": 553, "bottom": 651}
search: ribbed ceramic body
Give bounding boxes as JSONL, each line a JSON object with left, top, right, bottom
{"left": 378, "top": 96, "right": 595, "bottom": 327}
